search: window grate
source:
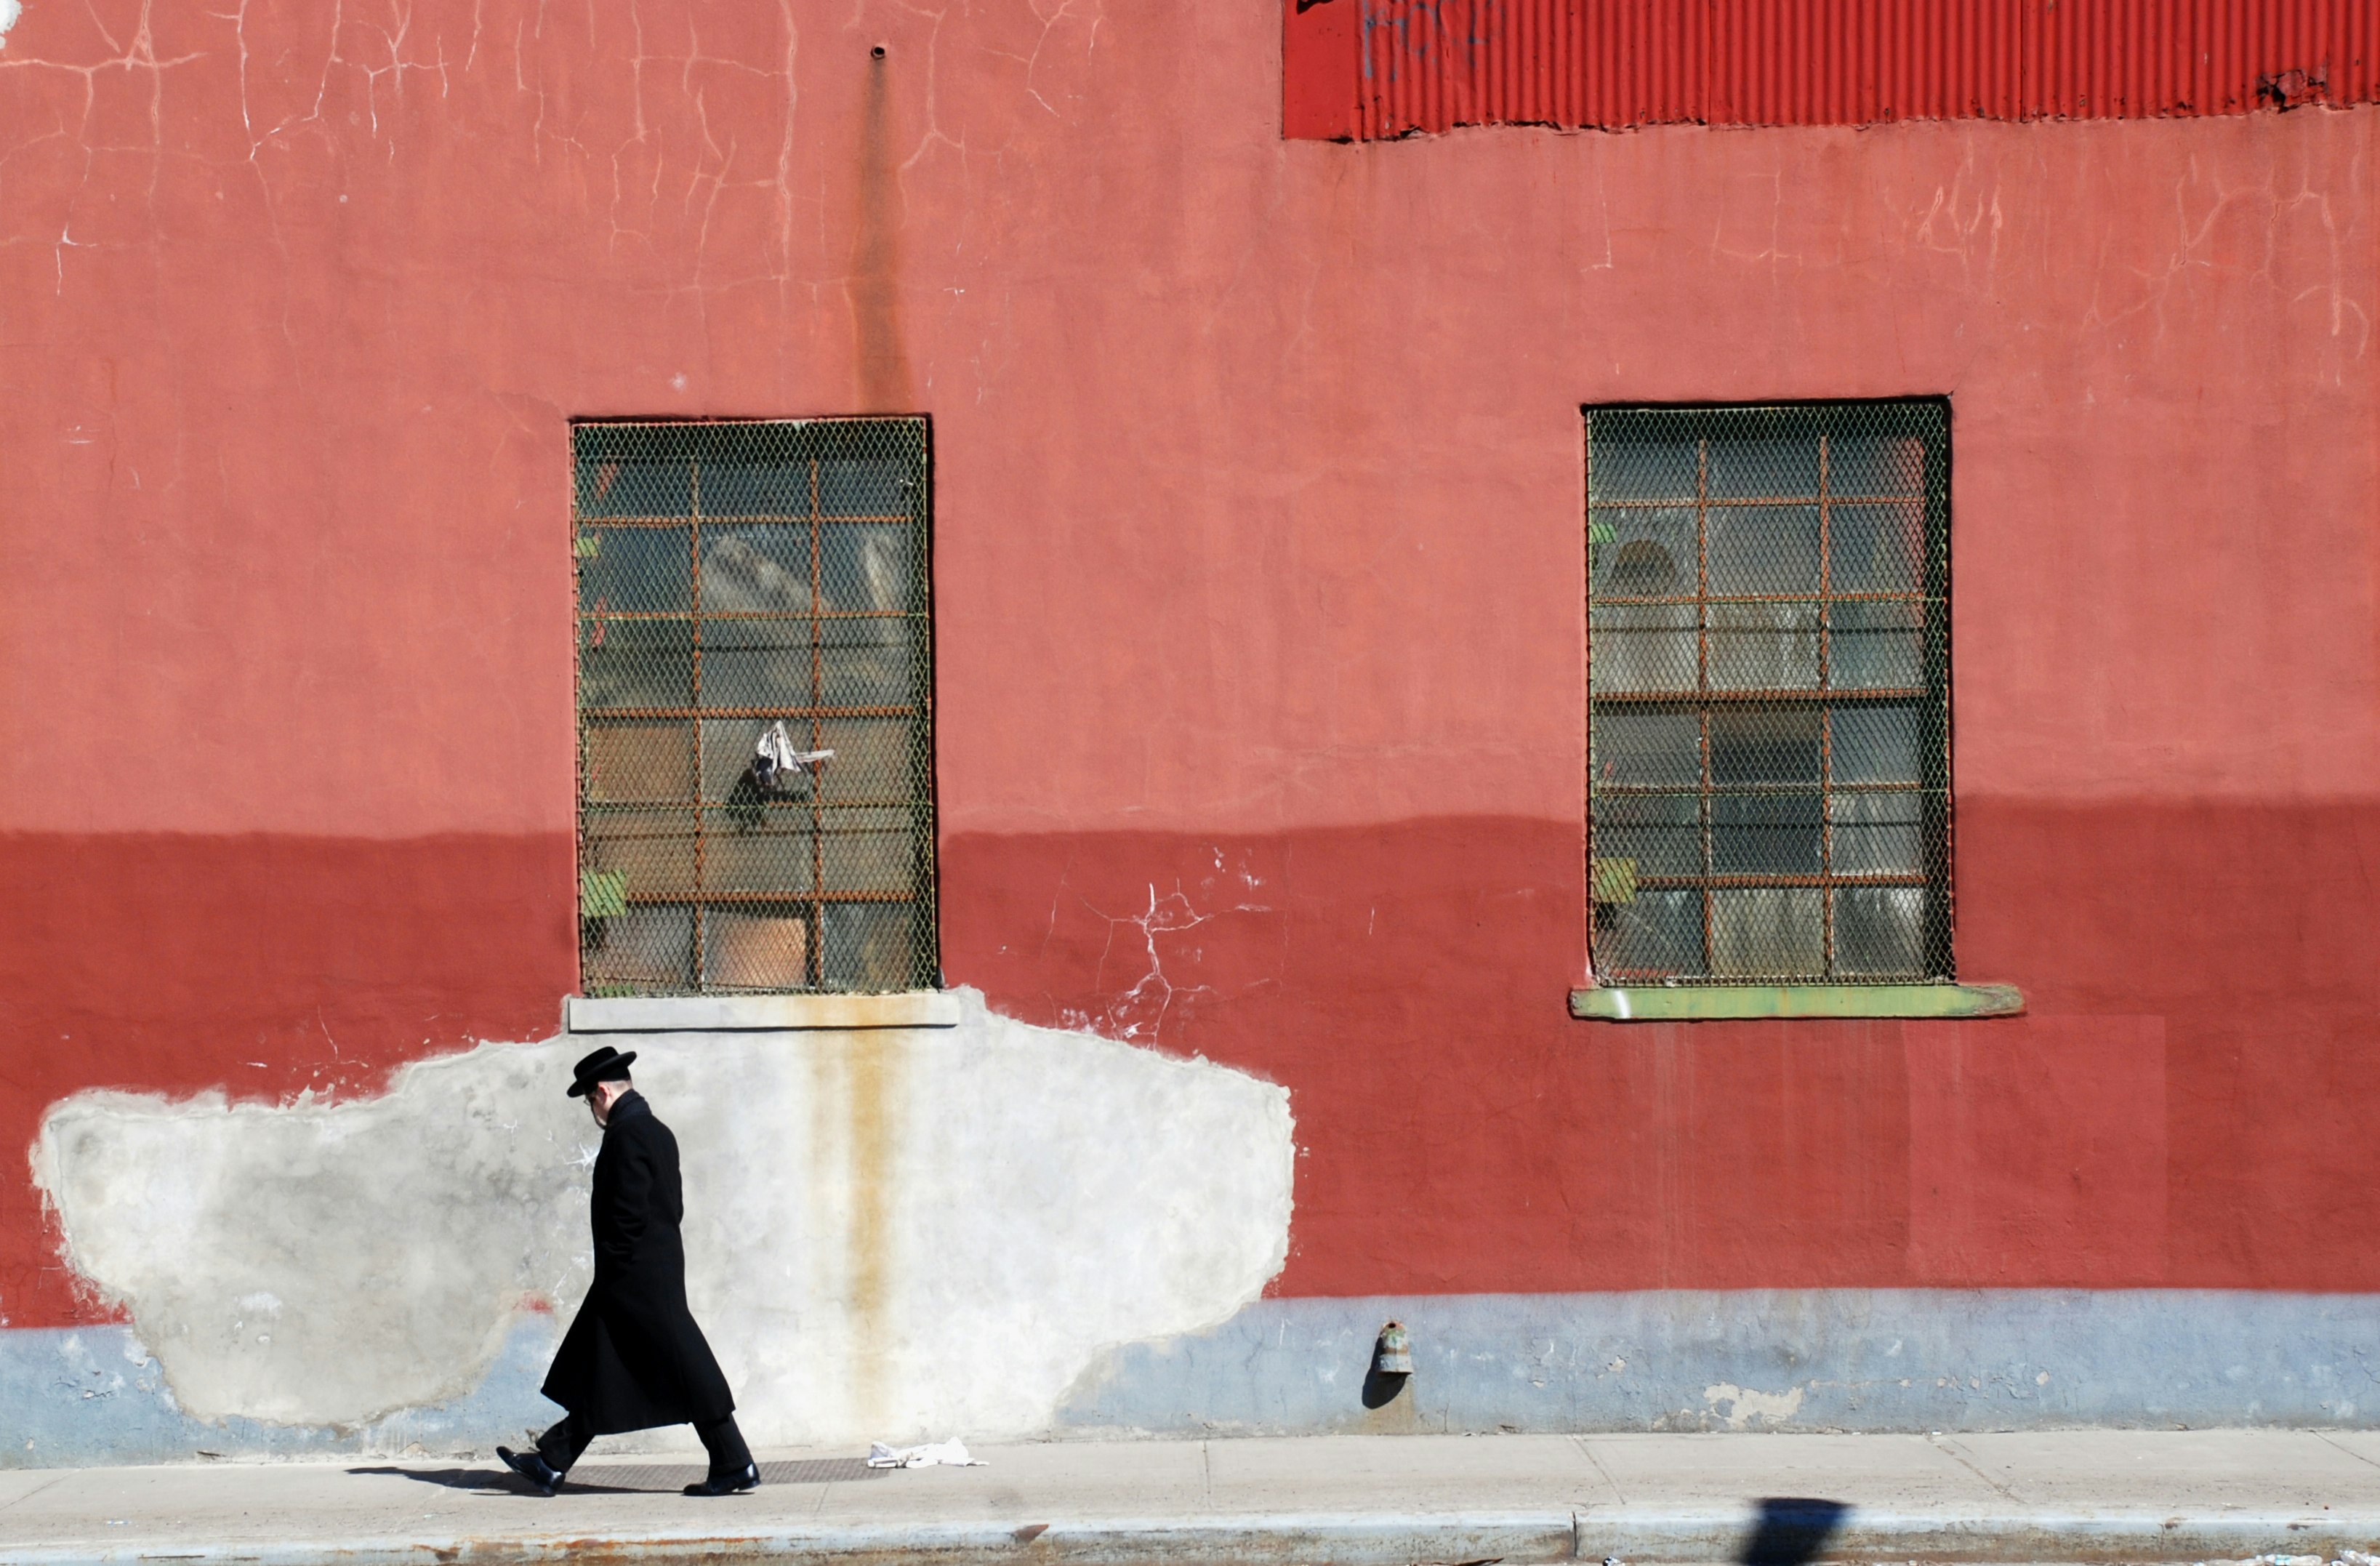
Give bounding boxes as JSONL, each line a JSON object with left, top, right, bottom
{"left": 1586, "top": 401, "right": 1951, "bottom": 984}
{"left": 572, "top": 418, "right": 936, "bottom": 995}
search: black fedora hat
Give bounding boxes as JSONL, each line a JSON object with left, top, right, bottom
{"left": 567, "top": 1045, "right": 638, "bottom": 1099}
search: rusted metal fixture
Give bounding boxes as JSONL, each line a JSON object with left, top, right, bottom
{"left": 1375, "top": 1321, "right": 1415, "bottom": 1376}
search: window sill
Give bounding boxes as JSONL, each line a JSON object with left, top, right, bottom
{"left": 566, "top": 992, "right": 960, "bottom": 1035}
{"left": 1569, "top": 982, "right": 2023, "bottom": 1022}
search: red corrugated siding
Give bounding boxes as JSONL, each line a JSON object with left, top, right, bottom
{"left": 1284, "top": 0, "right": 2379, "bottom": 138}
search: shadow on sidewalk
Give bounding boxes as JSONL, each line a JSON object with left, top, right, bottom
{"left": 349, "top": 1458, "right": 885, "bottom": 1496}
{"left": 1740, "top": 1497, "right": 1851, "bottom": 1566}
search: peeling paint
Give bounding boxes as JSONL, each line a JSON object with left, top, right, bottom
{"left": 1702, "top": 1381, "right": 1807, "bottom": 1429}
{"left": 31, "top": 991, "right": 1293, "bottom": 1449}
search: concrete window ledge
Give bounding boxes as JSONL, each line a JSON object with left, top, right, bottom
{"left": 566, "top": 991, "right": 960, "bottom": 1035}
{"left": 1569, "top": 982, "right": 2024, "bottom": 1022}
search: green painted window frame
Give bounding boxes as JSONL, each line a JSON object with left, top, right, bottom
{"left": 1576, "top": 403, "right": 2027, "bottom": 1020}
{"left": 1569, "top": 982, "right": 2022, "bottom": 1022}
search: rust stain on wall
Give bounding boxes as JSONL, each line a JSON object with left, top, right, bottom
{"left": 843, "top": 1031, "right": 900, "bottom": 1421}
{"left": 851, "top": 52, "right": 915, "bottom": 413}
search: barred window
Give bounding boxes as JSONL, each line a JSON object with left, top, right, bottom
{"left": 1587, "top": 403, "right": 1951, "bottom": 984}
{"left": 572, "top": 419, "right": 936, "bottom": 995}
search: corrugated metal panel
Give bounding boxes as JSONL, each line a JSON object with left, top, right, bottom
{"left": 1707, "top": 0, "right": 2028, "bottom": 124}
{"left": 1287, "top": 0, "right": 2379, "bottom": 139}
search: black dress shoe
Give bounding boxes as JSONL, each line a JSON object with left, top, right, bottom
{"left": 683, "top": 1462, "right": 760, "bottom": 1496}
{"left": 496, "top": 1445, "right": 563, "bottom": 1495}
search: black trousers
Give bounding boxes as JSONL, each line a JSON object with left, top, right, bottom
{"left": 536, "top": 1410, "right": 753, "bottom": 1477}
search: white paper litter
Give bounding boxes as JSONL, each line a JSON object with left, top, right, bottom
{"left": 867, "top": 1438, "right": 985, "bottom": 1469}
{"left": 754, "top": 720, "right": 833, "bottom": 790}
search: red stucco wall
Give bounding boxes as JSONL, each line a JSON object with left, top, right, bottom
{"left": 2, "top": 0, "right": 2375, "bottom": 1328}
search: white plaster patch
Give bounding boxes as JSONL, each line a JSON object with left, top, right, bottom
{"left": 0, "top": 0, "right": 20, "bottom": 47}
{"left": 31, "top": 990, "right": 1293, "bottom": 1447}
{"left": 1702, "top": 1381, "right": 1806, "bottom": 1429}
{"left": 36, "top": 1043, "right": 584, "bottom": 1427}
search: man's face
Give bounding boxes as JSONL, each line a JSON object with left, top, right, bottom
{"left": 588, "top": 1078, "right": 627, "bottom": 1128}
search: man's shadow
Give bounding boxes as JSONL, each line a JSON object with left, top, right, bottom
{"left": 350, "top": 1458, "right": 883, "bottom": 1495}
{"left": 1740, "top": 1497, "right": 1852, "bottom": 1566}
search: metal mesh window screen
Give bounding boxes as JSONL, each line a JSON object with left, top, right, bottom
{"left": 1587, "top": 401, "right": 1952, "bottom": 984}
{"left": 572, "top": 419, "right": 936, "bottom": 995}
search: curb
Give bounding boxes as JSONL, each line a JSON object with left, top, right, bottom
{"left": 1583, "top": 1508, "right": 2380, "bottom": 1563}
{"left": 10, "top": 1507, "right": 2380, "bottom": 1566}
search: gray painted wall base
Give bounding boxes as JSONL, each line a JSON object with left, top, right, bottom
{"left": 1055, "top": 1290, "right": 2380, "bottom": 1435}
{"left": 1, "top": 1321, "right": 562, "bottom": 1469}
{"left": 9, "top": 1290, "right": 2378, "bottom": 1466}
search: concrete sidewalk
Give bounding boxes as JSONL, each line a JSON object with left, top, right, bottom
{"left": 5, "top": 1431, "right": 2380, "bottom": 1565}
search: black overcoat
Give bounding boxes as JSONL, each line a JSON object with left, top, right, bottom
{"left": 541, "top": 1091, "right": 736, "bottom": 1432}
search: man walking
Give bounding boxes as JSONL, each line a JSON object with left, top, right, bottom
{"left": 499, "top": 1045, "right": 760, "bottom": 1497}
